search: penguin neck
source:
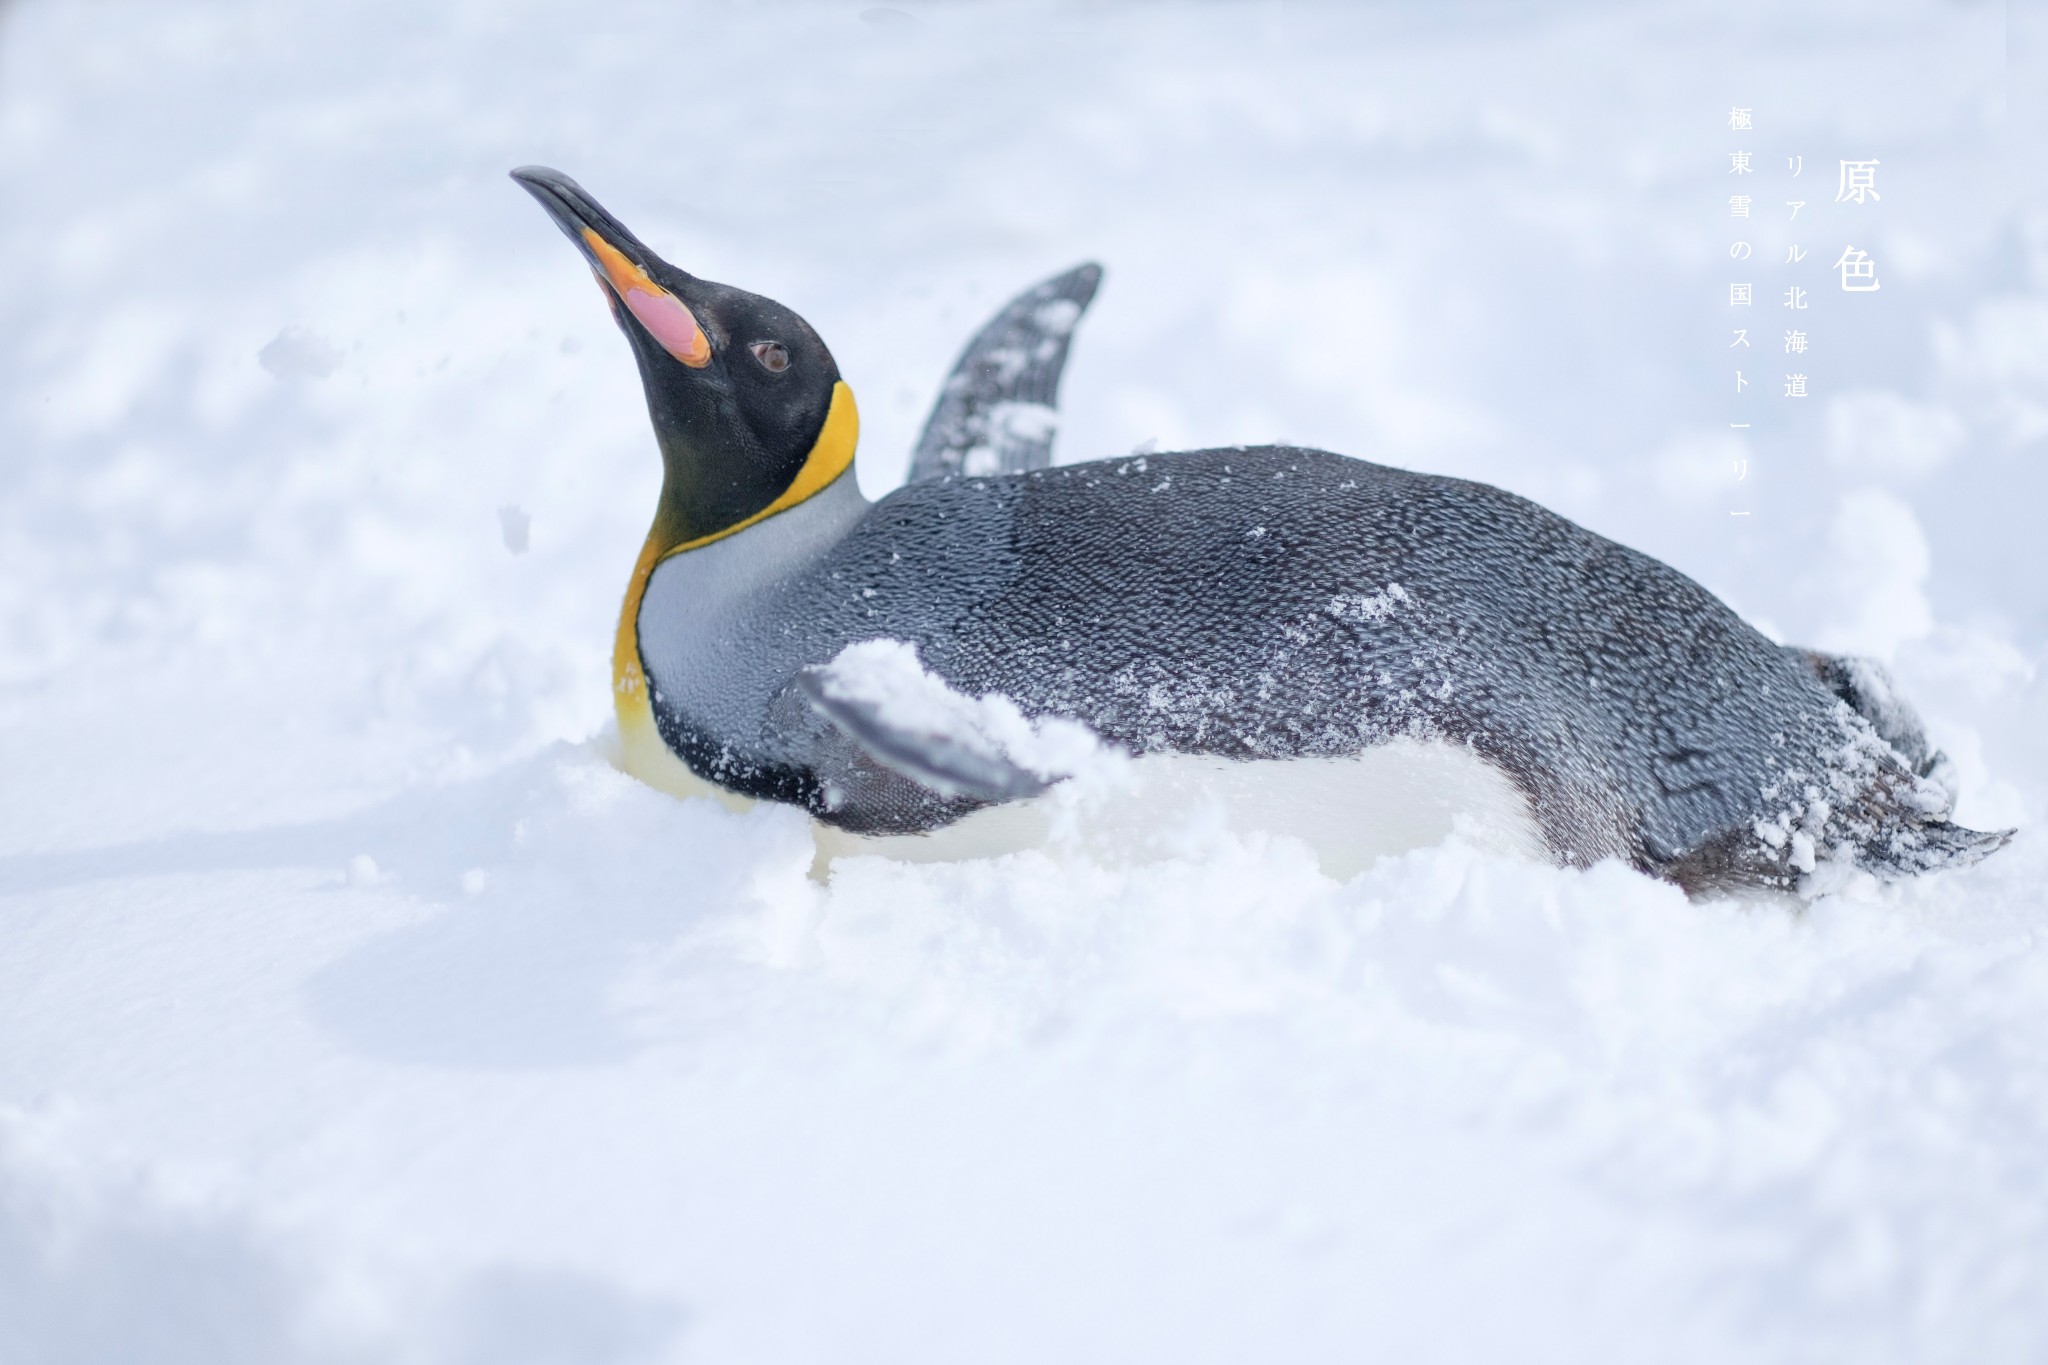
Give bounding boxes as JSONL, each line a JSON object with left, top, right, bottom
{"left": 612, "top": 381, "right": 864, "bottom": 798}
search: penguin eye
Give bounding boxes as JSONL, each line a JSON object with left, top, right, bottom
{"left": 750, "top": 341, "right": 790, "bottom": 373}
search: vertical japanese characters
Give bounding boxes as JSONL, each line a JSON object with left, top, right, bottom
{"left": 1722, "top": 106, "right": 1882, "bottom": 517}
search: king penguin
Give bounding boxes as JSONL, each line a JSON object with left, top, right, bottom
{"left": 512, "top": 165, "right": 2010, "bottom": 897}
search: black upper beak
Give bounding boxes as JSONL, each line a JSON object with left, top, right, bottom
{"left": 510, "top": 165, "right": 658, "bottom": 274}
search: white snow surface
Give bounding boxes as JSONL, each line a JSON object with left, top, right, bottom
{"left": 3, "top": 0, "right": 2048, "bottom": 1360}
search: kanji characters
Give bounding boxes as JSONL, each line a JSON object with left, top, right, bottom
{"left": 1836, "top": 160, "right": 1880, "bottom": 204}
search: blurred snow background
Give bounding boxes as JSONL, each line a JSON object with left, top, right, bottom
{"left": 2, "top": 0, "right": 2046, "bottom": 1360}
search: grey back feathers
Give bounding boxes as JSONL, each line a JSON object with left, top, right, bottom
{"left": 907, "top": 263, "right": 1102, "bottom": 482}
{"left": 639, "top": 445, "right": 2009, "bottom": 895}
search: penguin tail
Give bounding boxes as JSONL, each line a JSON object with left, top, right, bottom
{"left": 1671, "top": 758, "right": 2014, "bottom": 900}
{"left": 1779, "top": 646, "right": 2015, "bottom": 885}
{"left": 1846, "top": 816, "right": 2015, "bottom": 882}
{"left": 1786, "top": 646, "right": 1961, "bottom": 797}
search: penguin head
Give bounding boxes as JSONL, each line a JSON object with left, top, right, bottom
{"left": 512, "top": 166, "right": 857, "bottom": 549}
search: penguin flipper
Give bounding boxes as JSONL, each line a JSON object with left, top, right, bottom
{"left": 794, "top": 643, "right": 1054, "bottom": 803}
{"left": 906, "top": 262, "right": 1103, "bottom": 483}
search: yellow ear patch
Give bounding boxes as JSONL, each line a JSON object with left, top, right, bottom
{"left": 660, "top": 380, "right": 860, "bottom": 558}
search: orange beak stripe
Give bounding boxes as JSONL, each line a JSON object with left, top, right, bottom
{"left": 581, "top": 227, "right": 712, "bottom": 368}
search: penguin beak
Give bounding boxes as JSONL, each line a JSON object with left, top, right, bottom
{"left": 511, "top": 165, "right": 713, "bottom": 369}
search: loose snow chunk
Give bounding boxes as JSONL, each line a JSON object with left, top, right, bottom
{"left": 985, "top": 400, "right": 1058, "bottom": 445}
{"left": 808, "top": 639, "right": 1111, "bottom": 788}
{"left": 1789, "top": 830, "right": 1818, "bottom": 873}
{"left": 257, "top": 324, "right": 342, "bottom": 379}
{"left": 956, "top": 402, "right": 1059, "bottom": 477}
{"left": 1033, "top": 297, "right": 1083, "bottom": 336}
{"left": 497, "top": 503, "right": 531, "bottom": 554}
{"left": 1327, "top": 584, "right": 1409, "bottom": 624}
{"left": 973, "top": 345, "right": 1031, "bottom": 386}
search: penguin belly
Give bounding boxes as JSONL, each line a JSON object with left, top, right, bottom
{"left": 810, "top": 741, "right": 1548, "bottom": 875}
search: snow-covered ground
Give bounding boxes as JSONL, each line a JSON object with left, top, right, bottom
{"left": 3, "top": 1, "right": 2046, "bottom": 1359}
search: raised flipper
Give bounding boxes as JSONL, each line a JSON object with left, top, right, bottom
{"left": 906, "top": 262, "right": 1103, "bottom": 483}
{"left": 796, "top": 640, "right": 1055, "bottom": 802}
